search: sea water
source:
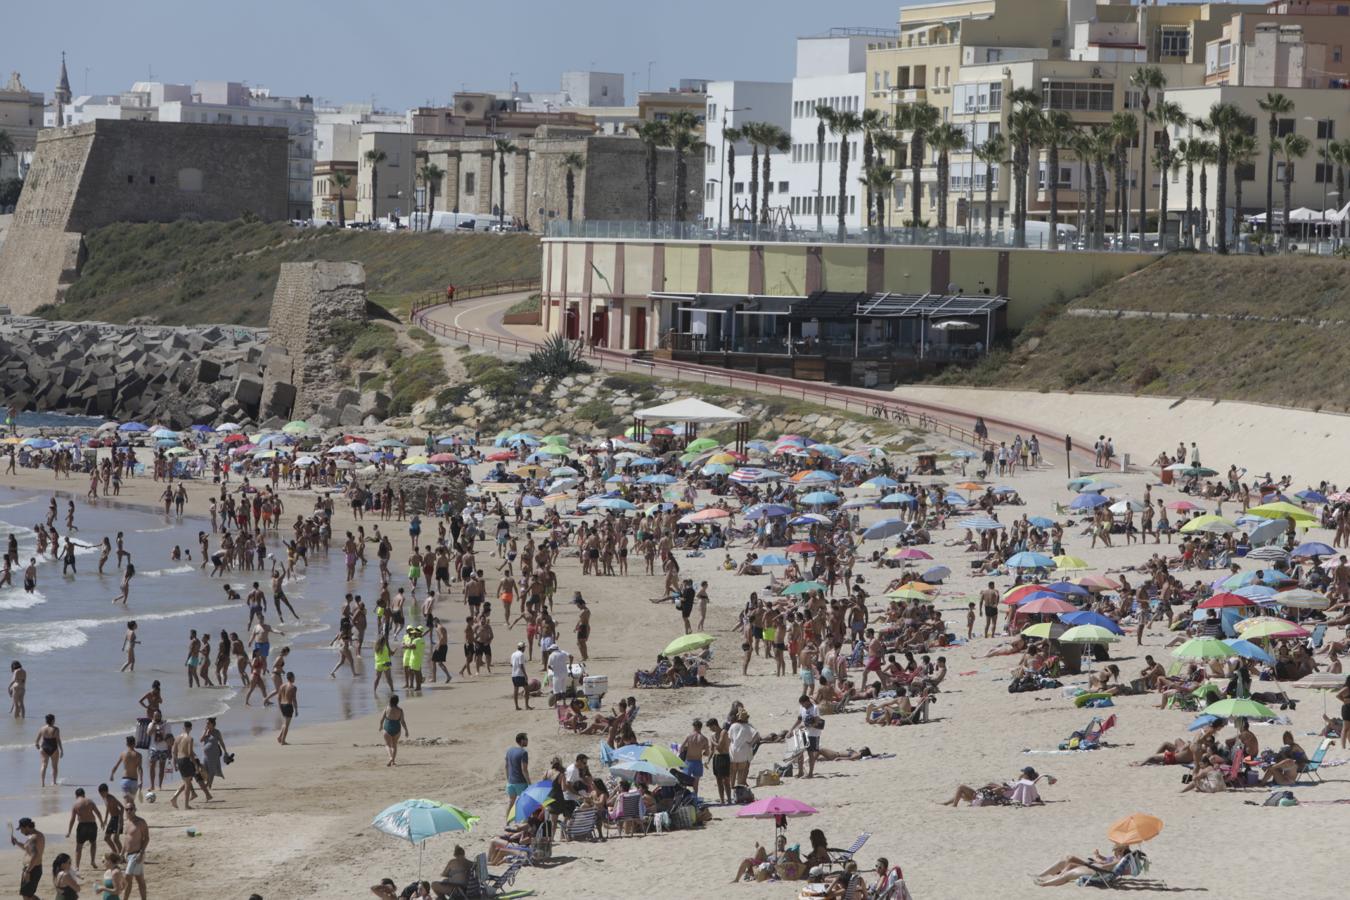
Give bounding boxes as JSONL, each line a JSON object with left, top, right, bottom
{"left": 0, "top": 487, "right": 388, "bottom": 817}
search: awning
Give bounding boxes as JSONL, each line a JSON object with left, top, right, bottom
{"left": 788, "top": 290, "right": 1006, "bottom": 321}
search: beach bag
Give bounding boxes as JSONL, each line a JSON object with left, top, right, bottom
{"left": 756, "top": 769, "right": 783, "bottom": 787}
{"left": 733, "top": 784, "right": 755, "bottom": 804}
{"left": 1263, "top": 790, "right": 1298, "bottom": 807}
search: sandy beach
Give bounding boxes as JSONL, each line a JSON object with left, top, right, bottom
{"left": 1, "top": 422, "right": 1347, "bottom": 900}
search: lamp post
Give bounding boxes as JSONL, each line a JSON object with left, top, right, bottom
{"left": 718, "top": 105, "right": 751, "bottom": 234}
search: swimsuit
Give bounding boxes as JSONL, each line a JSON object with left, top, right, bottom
{"left": 279, "top": 703, "right": 294, "bottom": 719}
{"left": 77, "top": 820, "right": 98, "bottom": 844}
{"left": 383, "top": 717, "right": 402, "bottom": 736}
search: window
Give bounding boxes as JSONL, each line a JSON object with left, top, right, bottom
{"left": 1160, "top": 28, "right": 1190, "bottom": 57}
{"left": 1316, "top": 162, "right": 1334, "bottom": 183}
{"left": 707, "top": 101, "right": 716, "bottom": 120}
{"left": 1276, "top": 161, "right": 1293, "bottom": 182}
{"left": 1040, "top": 80, "right": 1113, "bottom": 112}
{"left": 706, "top": 145, "right": 716, "bottom": 164}
{"left": 778, "top": 181, "right": 788, "bottom": 193}
{"left": 1123, "top": 89, "right": 1142, "bottom": 110}
{"left": 1217, "top": 42, "right": 1232, "bottom": 70}
{"left": 1318, "top": 120, "right": 1336, "bottom": 140}
{"left": 733, "top": 181, "right": 744, "bottom": 194}
{"left": 705, "top": 181, "right": 716, "bottom": 200}
{"left": 1278, "top": 118, "right": 1296, "bottom": 137}
{"left": 1335, "top": 45, "right": 1344, "bottom": 63}
{"left": 464, "top": 172, "right": 475, "bottom": 195}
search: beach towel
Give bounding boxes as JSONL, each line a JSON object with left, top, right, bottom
{"left": 1005, "top": 779, "right": 1042, "bottom": 806}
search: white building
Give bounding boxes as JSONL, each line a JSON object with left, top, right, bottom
{"left": 57, "top": 80, "right": 316, "bottom": 220}
{"left": 786, "top": 31, "right": 879, "bottom": 233}
{"left": 701, "top": 80, "right": 792, "bottom": 229}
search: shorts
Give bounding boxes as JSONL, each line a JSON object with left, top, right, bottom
{"left": 432, "top": 645, "right": 448, "bottom": 663}
{"left": 124, "top": 853, "right": 144, "bottom": 877}
{"left": 279, "top": 703, "right": 294, "bottom": 719}
{"left": 256, "top": 641, "right": 270, "bottom": 659}
{"left": 120, "top": 776, "right": 138, "bottom": 796}
{"left": 805, "top": 735, "right": 821, "bottom": 753}
{"left": 105, "top": 814, "right": 122, "bottom": 836}
{"left": 685, "top": 759, "right": 704, "bottom": 778}
{"left": 800, "top": 669, "right": 816, "bottom": 686}
{"left": 751, "top": 626, "right": 763, "bottom": 640}
{"left": 150, "top": 748, "right": 171, "bottom": 763}
{"left": 712, "top": 753, "right": 732, "bottom": 778}
{"left": 512, "top": 675, "right": 529, "bottom": 688}
{"left": 865, "top": 657, "right": 881, "bottom": 673}
{"left": 409, "top": 566, "right": 421, "bottom": 581}
{"left": 76, "top": 820, "right": 98, "bottom": 844}
{"left": 176, "top": 757, "right": 196, "bottom": 780}
{"left": 983, "top": 606, "right": 998, "bottom": 619}
{"left": 507, "top": 781, "right": 528, "bottom": 799}
{"left": 19, "top": 865, "right": 41, "bottom": 896}
{"left": 464, "top": 642, "right": 476, "bottom": 659}
{"left": 468, "top": 595, "right": 483, "bottom": 609}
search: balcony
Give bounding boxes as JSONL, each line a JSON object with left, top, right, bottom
{"left": 892, "top": 87, "right": 927, "bottom": 104}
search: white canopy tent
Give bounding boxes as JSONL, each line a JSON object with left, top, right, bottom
{"left": 631, "top": 397, "right": 749, "bottom": 450}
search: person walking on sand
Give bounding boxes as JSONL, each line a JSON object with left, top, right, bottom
{"left": 275, "top": 671, "right": 298, "bottom": 745}
{"left": 504, "top": 733, "right": 530, "bottom": 814}
{"left": 168, "top": 721, "right": 197, "bottom": 809}
{"left": 379, "top": 694, "right": 407, "bottom": 766}
{"left": 10, "top": 817, "right": 44, "bottom": 900}
{"left": 510, "top": 641, "right": 532, "bottom": 710}
{"left": 678, "top": 719, "right": 711, "bottom": 796}
{"left": 122, "top": 802, "right": 148, "bottom": 900}
{"left": 97, "top": 783, "right": 124, "bottom": 855}
{"left": 109, "top": 736, "right": 143, "bottom": 802}
{"left": 66, "top": 786, "right": 103, "bottom": 869}
{"left": 574, "top": 597, "right": 591, "bottom": 661}
{"left": 35, "top": 713, "right": 62, "bottom": 786}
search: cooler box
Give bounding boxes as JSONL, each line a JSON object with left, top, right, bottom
{"left": 583, "top": 675, "right": 608, "bottom": 709}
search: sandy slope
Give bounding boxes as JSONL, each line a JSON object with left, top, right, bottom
{"left": 1, "top": 427, "right": 1346, "bottom": 900}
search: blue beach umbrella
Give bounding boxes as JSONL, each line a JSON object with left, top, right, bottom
{"left": 1226, "top": 639, "right": 1276, "bottom": 664}
{"left": 1069, "top": 493, "right": 1110, "bottom": 510}
{"left": 955, "top": 516, "right": 1004, "bottom": 531}
{"left": 1027, "top": 516, "right": 1057, "bottom": 529}
{"left": 745, "top": 503, "right": 793, "bottom": 519}
{"left": 639, "top": 474, "right": 677, "bottom": 485}
{"left": 372, "top": 799, "right": 480, "bottom": 844}
{"left": 880, "top": 492, "right": 917, "bottom": 505}
{"left": 799, "top": 491, "right": 840, "bottom": 506}
{"left": 1294, "top": 490, "right": 1327, "bottom": 504}
{"left": 118, "top": 422, "right": 149, "bottom": 432}
{"left": 508, "top": 780, "right": 557, "bottom": 823}
{"left": 1058, "top": 610, "right": 1124, "bottom": 634}
{"left": 862, "top": 519, "right": 909, "bottom": 541}
{"left": 862, "top": 475, "right": 900, "bottom": 489}
{"left": 1045, "top": 581, "right": 1090, "bottom": 597}
{"left": 521, "top": 495, "right": 544, "bottom": 507}
{"left": 1292, "top": 541, "right": 1335, "bottom": 558}
{"left": 21, "top": 438, "right": 55, "bottom": 449}
{"left": 1007, "top": 551, "right": 1055, "bottom": 569}
{"left": 754, "top": 554, "right": 792, "bottom": 567}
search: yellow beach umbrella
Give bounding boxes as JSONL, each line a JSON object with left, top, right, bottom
{"left": 1247, "top": 501, "right": 1316, "bottom": 522}
{"left": 1180, "top": 514, "right": 1237, "bottom": 534}
{"left": 1052, "top": 555, "right": 1092, "bottom": 571}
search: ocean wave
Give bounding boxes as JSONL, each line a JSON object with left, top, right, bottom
{"left": 134, "top": 525, "right": 175, "bottom": 533}
{"left": 141, "top": 565, "right": 194, "bottom": 577}
{"left": 0, "top": 588, "right": 45, "bottom": 611}
{"left": 0, "top": 602, "right": 240, "bottom": 653}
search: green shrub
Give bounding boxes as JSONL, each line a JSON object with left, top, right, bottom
{"left": 523, "top": 334, "right": 591, "bottom": 381}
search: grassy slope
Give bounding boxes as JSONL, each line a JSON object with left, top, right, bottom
{"left": 49, "top": 221, "right": 540, "bottom": 326}
{"left": 930, "top": 254, "right": 1350, "bottom": 410}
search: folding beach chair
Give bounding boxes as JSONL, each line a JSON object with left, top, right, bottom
{"left": 471, "top": 854, "right": 526, "bottom": 898}
{"left": 613, "top": 791, "right": 652, "bottom": 836}
{"left": 1076, "top": 850, "right": 1149, "bottom": 888}
{"left": 827, "top": 832, "right": 871, "bottom": 865}
{"left": 1301, "top": 737, "right": 1334, "bottom": 783}
{"left": 563, "top": 806, "right": 601, "bottom": 841}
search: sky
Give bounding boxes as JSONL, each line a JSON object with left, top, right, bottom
{"left": 6, "top": 0, "right": 907, "bottom": 109}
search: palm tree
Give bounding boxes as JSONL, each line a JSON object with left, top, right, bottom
{"left": 418, "top": 163, "right": 444, "bottom": 231}
{"left": 756, "top": 124, "right": 790, "bottom": 227}
{"left": 742, "top": 122, "right": 763, "bottom": 225}
{"left": 814, "top": 105, "right": 834, "bottom": 233}
{"left": 666, "top": 110, "right": 704, "bottom": 224}
{"left": 860, "top": 108, "right": 887, "bottom": 232}
{"left": 630, "top": 121, "right": 669, "bottom": 229}
{"left": 1150, "top": 100, "right": 1186, "bottom": 243}
{"left": 871, "top": 132, "right": 903, "bottom": 238}
{"left": 1258, "top": 92, "right": 1295, "bottom": 235}
{"left": 1192, "top": 138, "right": 1217, "bottom": 251}
{"left": 493, "top": 139, "right": 518, "bottom": 229}
{"left": 1151, "top": 146, "right": 1172, "bottom": 246}
{"left": 1175, "top": 138, "right": 1197, "bottom": 247}
{"left": 1038, "top": 111, "right": 1076, "bottom": 250}
{"left": 1005, "top": 89, "right": 1042, "bottom": 248}
{"left": 974, "top": 133, "right": 1008, "bottom": 245}
{"left": 1110, "top": 112, "right": 1138, "bottom": 241}
{"left": 1204, "top": 102, "right": 1245, "bottom": 253}
{"left": 926, "top": 123, "right": 967, "bottom": 245}
{"left": 829, "top": 111, "right": 863, "bottom": 240}
{"left": 1230, "top": 126, "right": 1258, "bottom": 238}
{"left": 722, "top": 127, "right": 742, "bottom": 227}
{"left": 363, "top": 148, "right": 386, "bottom": 224}
{"left": 862, "top": 165, "right": 898, "bottom": 242}
{"left": 561, "top": 151, "right": 586, "bottom": 222}
{"left": 1088, "top": 126, "right": 1113, "bottom": 249}
{"left": 1069, "top": 130, "right": 1095, "bottom": 244}
{"left": 1329, "top": 139, "right": 1350, "bottom": 218}
{"left": 329, "top": 170, "right": 352, "bottom": 228}
{"left": 1130, "top": 66, "right": 1167, "bottom": 244}
{"left": 896, "top": 101, "right": 940, "bottom": 243}
{"left": 1277, "top": 133, "right": 1310, "bottom": 251}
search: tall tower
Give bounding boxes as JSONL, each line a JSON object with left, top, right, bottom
{"left": 54, "top": 51, "right": 72, "bottom": 127}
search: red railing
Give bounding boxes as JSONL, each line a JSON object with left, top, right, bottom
{"left": 409, "top": 280, "right": 540, "bottom": 318}
{"left": 412, "top": 293, "right": 1114, "bottom": 466}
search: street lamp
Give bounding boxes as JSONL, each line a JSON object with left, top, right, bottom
{"left": 1304, "top": 115, "right": 1333, "bottom": 251}
{"left": 718, "top": 106, "right": 751, "bottom": 233}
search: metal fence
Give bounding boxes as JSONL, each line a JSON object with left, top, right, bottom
{"left": 409, "top": 279, "right": 540, "bottom": 319}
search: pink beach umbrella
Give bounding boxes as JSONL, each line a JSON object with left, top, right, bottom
{"left": 891, "top": 548, "right": 933, "bottom": 561}
{"left": 1018, "top": 596, "right": 1078, "bottom": 616}
{"left": 737, "top": 796, "right": 819, "bottom": 847}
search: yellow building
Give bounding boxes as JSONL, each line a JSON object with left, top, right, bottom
{"left": 864, "top": 0, "right": 1253, "bottom": 238}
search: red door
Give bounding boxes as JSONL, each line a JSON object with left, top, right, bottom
{"left": 630, "top": 308, "right": 647, "bottom": 350}
{"left": 564, "top": 307, "right": 579, "bottom": 340}
{"left": 591, "top": 309, "right": 609, "bottom": 347}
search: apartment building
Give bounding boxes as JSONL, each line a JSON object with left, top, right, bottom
{"left": 1205, "top": 3, "right": 1350, "bottom": 87}
{"left": 0, "top": 72, "right": 44, "bottom": 180}
{"left": 701, "top": 81, "right": 792, "bottom": 229}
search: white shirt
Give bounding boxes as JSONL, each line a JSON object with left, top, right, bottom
{"left": 800, "top": 704, "right": 822, "bottom": 738}
{"left": 510, "top": 649, "right": 526, "bottom": 679}
{"left": 548, "top": 650, "right": 569, "bottom": 688}
{"left": 728, "top": 722, "right": 758, "bottom": 762}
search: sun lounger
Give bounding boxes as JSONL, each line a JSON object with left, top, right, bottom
{"left": 827, "top": 832, "right": 871, "bottom": 865}
{"left": 1076, "top": 850, "right": 1149, "bottom": 887}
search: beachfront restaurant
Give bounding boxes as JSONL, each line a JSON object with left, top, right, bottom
{"left": 648, "top": 290, "right": 1007, "bottom": 385}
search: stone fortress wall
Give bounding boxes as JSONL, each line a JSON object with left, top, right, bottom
{"left": 0, "top": 119, "right": 290, "bottom": 313}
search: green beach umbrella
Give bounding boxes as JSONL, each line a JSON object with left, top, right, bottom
{"left": 1172, "top": 638, "right": 1237, "bottom": 660}
{"left": 1201, "top": 697, "right": 1278, "bottom": 720}
{"left": 1180, "top": 514, "right": 1237, "bottom": 535}
{"left": 282, "top": 420, "right": 311, "bottom": 435}
{"left": 1058, "top": 624, "right": 1119, "bottom": 643}
{"left": 663, "top": 633, "right": 716, "bottom": 657}
{"left": 543, "top": 434, "right": 569, "bottom": 444}
{"left": 782, "top": 580, "right": 827, "bottom": 595}
{"left": 537, "top": 444, "right": 573, "bottom": 456}
{"left": 686, "top": 437, "right": 720, "bottom": 453}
